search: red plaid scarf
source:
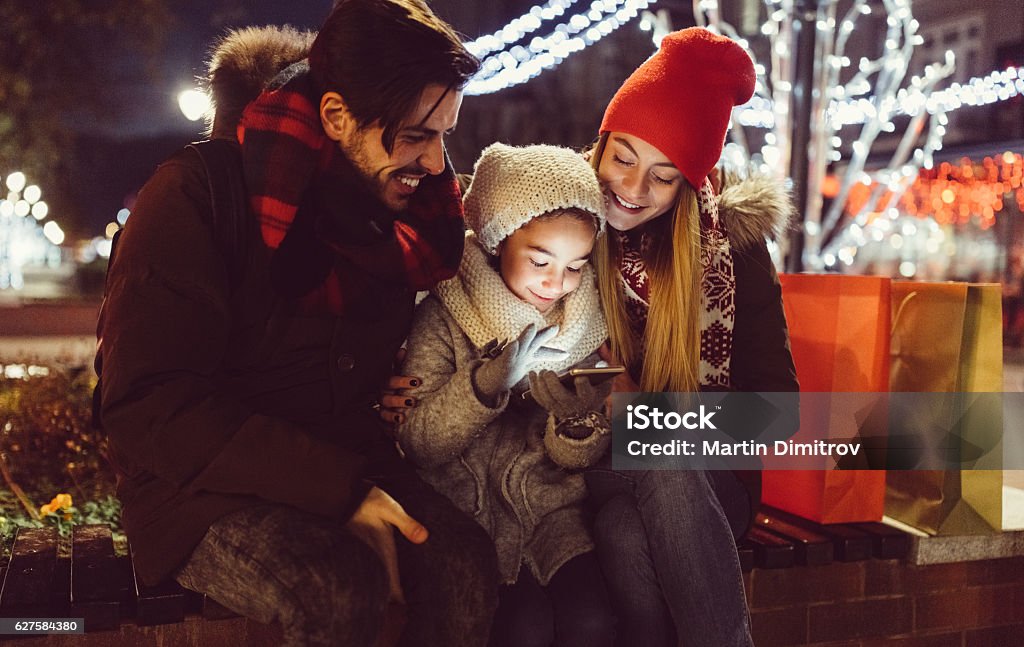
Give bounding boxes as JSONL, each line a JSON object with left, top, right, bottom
{"left": 237, "top": 62, "right": 465, "bottom": 315}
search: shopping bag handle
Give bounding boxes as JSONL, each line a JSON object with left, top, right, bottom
{"left": 890, "top": 290, "right": 919, "bottom": 357}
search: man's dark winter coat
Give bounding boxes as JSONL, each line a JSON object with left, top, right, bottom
{"left": 98, "top": 28, "right": 411, "bottom": 585}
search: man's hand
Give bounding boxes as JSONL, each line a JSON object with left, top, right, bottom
{"left": 345, "top": 486, "right": 429, "bottom": 604}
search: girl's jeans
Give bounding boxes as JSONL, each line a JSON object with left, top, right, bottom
{"left": 585, "top": 467, "right": 754, "bottom": 647}
{"left": 489, "top": 552, "right": 615, "bottom": 647}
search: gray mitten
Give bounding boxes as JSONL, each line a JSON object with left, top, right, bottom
{"left": 527, "top": 369, "right": 606, "bottom": 420}
{"left": 473, "top": 323, "right": 562, "bottom": 404}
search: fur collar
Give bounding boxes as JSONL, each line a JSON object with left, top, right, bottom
{"left": 206, "top": 26, "right": 315, "bottom": 140}
{"left": 718, "top": 171, "right": 795, "bottom": 250}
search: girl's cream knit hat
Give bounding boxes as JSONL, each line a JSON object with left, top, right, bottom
{"left": 463, "top": 143, "right": 606, "bottom": 254}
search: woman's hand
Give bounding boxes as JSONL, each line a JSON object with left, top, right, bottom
{"left": 378, "top": 348, "right": 419, "bottom": 428}
{"left": 598, "top": 342, "right": 641, "bottom": 393}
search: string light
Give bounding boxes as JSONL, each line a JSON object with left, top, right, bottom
{"left": 691, "top": 0, "right": 1023, "bottom": 274}
{"left": 465, "top": 0, "right": 583, "bottom": 59}
{"left": 465, "top": 0, "right": 652, "bottom": 95}
{"left": 736, "top": 65, "right": 1024, "bottom": 128}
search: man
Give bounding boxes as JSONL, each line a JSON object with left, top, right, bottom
{"left": 96, "top": 1, "right": 497, "bottom": 644}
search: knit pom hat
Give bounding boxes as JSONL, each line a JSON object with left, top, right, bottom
{"left": 464, "top": 143, "right": 606, "bottom": 254}
{"left": 600, "top": 27, "right": 755, "bottom": 190}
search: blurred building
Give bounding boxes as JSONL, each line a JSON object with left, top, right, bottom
{"left": 910, "top": 0, "right": 1023, "bottom": 144}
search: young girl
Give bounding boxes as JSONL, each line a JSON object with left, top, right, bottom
{"left": 586, "top": 28, "right": 799, "bottom": 647}
{"left": 397, "top": 143, "right": 615, "bottom": 647}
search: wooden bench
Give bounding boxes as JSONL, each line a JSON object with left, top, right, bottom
{"left": 0, "top": 524, "right": 275, "bottom": 645}
{"left": 0, "top": 512, "right": 910, "bottom": 644}
{"left": 0, "top": 524, "right": 401, "bottom": 646}
{"left": 739, "top": 505, "right": 911, "bottom": 571}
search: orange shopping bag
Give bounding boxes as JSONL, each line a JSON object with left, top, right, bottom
{"left": 761, "top": 274, "right": 889, "bottom": 523}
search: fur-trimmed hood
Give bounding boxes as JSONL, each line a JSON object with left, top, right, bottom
{"left": 718, "top": 170, "right": 795, "bottom": 249}
{"left": 206, "top": 25, "right": 315, "bottom": 139}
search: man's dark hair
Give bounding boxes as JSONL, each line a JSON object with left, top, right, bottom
{"left": 309, "top": 0, "right": 480, "bottom": 153}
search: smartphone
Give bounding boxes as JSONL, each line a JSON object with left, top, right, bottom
{"left": 521, "top": 366, "right": 625, "bottom": 400}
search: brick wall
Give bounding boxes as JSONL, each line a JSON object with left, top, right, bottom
{"left": 746, "top": 556, "right": 1024, "bottom": 646}
{"left": 10, "top": 557, "right": 1022, "bottom": 645}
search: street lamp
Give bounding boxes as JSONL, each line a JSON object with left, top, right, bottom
{"left": 178, "top": 89, "right": 211, "bottom": 122}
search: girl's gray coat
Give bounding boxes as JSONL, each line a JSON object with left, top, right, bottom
{"left": 398, "top": 296, "right": 609, "bottom": 585}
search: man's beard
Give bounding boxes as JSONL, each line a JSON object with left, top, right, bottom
{"left": 339, "top": 132, "right": 426, "bottom": 213}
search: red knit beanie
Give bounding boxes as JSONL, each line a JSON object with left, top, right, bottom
{"left": 600, "top": 28, "right": 755, "bottom": 190}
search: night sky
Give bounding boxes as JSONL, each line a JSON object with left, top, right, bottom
{"left": 62, "top": 2, "right": 331, "bottom": 236}
{"left": 85, "top": 1, "right": 332, "bottom": 139}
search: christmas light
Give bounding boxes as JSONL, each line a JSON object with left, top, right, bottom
{"left": 465, "top": 0, "right": 582, "bottom": 59}
{"left": 465, "top": 0, "right": 651, "bottom": 95}
{"left": 42, "top": 221, "right": 64, "bottom": 246}
{"left": 5, "top": 172, "right": 25, "bottom": 193}
{"left": 821, "top": 151, "right": 1024, "bottom": 270}
{"left": 0, "top": 170, "right": 65, "bottom": 290}
{"left": 735, "top": 65, "right": 1023, "bottom": 129}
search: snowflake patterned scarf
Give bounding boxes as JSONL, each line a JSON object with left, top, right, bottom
{"left": 617, "top": 178, "right": 736, "bottom": 387}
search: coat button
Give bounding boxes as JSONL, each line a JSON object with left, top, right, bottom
{"left": 336, "top": 353, "right": 356, "bottom": 372}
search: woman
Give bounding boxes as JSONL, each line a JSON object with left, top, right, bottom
{"left": 586, "top": 27, "right": 799, "bottom": 647}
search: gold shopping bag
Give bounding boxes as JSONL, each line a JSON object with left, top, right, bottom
{"left": 886, "top": 282, "right": 1003, "bottom": 535}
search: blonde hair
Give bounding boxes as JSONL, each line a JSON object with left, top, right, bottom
{"left": 591, "top": 133, "right": 703, "bottom": 392}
